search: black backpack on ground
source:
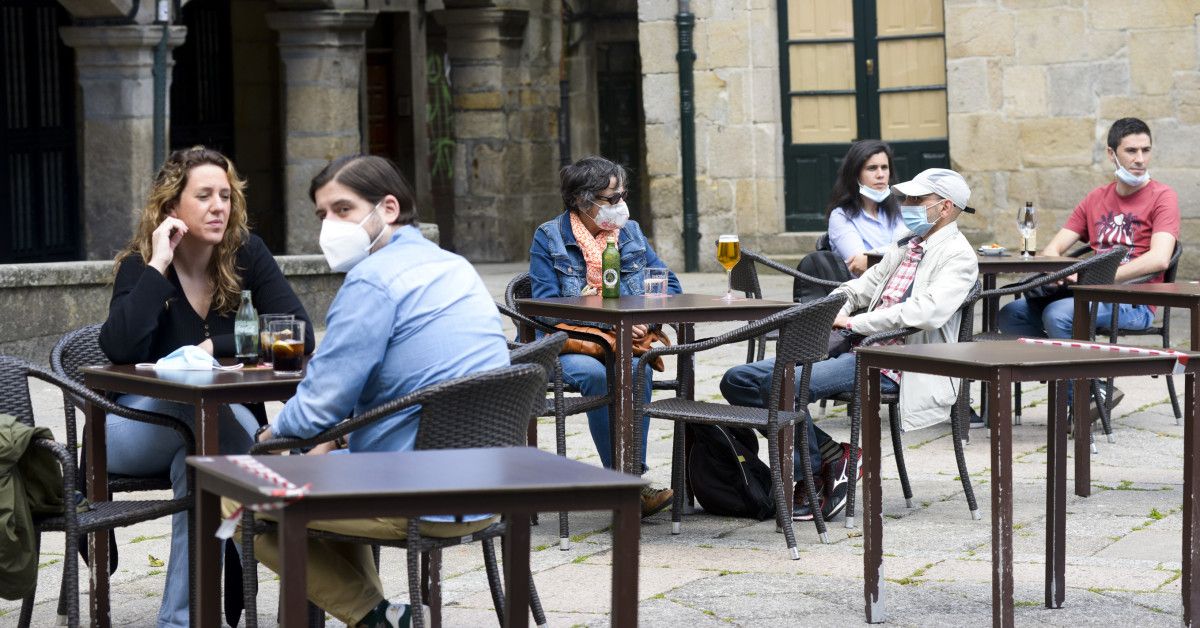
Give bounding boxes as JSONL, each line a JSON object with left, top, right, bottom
{"left": 687, "top": 424, "right": 776, "bottom": 521}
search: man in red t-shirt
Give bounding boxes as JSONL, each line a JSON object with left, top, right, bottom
{"left": 998, "top": 117, "right": 1180, "bottom": 413}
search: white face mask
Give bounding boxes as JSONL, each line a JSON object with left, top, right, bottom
{"left": 135, "top": 345, "right": 243, "bottom": 371}
{"left": 1113, "top": 161, "right": 1149, "bottom": 187}
{"left": 319, "top": 203, "right": 387, "bottom": 273}
{"left": 858, "top": 183, "right": 891, "bottom": 204}
{"left": 591, "top": 200, "right": 630, "bottom": 231}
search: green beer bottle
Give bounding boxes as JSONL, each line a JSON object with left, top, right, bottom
{"left": 601, "top": 236, "right": 620, "bottom": 298}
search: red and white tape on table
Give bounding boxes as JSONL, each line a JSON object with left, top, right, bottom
{"left": 1017, "top": 337, "right": 1189, "bottom": 375}
{"left": 214, "top": 455, "right": 311, "bottom": 540}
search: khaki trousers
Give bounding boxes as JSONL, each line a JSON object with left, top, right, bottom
{"left": 222, "top": 498, "right": 496, "bottom": 624}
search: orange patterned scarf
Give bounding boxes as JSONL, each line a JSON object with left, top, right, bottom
{"left": 569, "top": 211, "right": 617, "bottom": 291}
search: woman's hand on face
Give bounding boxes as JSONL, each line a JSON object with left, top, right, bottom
{"left": 148, "top": 216, "right": 188, "bottom": 274}
{"left": 848, "top": 254, "right": 869, "bottom": 276}
{"left": 632, "top": 324, "right": 649, "bottom": 340}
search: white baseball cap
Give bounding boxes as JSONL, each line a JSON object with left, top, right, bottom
{"left": 893, "top": 168, "right": 974, "bottom": 213}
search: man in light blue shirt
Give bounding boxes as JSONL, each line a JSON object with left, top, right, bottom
{"left": 251, "top": 155, "right": 509, "bottom": 628}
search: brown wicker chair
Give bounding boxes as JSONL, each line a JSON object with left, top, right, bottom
{"left": 242, "top": 341, "right": 556, "bottom": 628}
{"left": 633, "top": 292, "right": 848, "bottom": 558}
{"left": 1093, "top": 241, "right": 1184, "bottom": 425}
{"left": 1, "top": 355, "right": 193, "bottom": 628}
{"left": 839, "top": 281, "right": 983, "bottom": 529}
{"left": 974, "top": 246, "right": 1126, "bottom": 443}
{"left": 495, "top": 299, "right": 612, "bottom": 551}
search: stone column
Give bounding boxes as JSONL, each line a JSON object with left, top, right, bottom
{"left": 437, "top": 7, "right": 562, "bottom": 261}
{"left": 267, "top": 10, "right": 376, "bottom": 254}
{"left": 60, "top": 24, "right": 187, "bottom": 260}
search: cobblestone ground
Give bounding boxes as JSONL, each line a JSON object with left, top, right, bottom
{"left": 4, "top": 263, "right": 1193, "bottom": 626}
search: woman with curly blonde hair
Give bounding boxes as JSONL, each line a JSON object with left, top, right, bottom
{"left": 98, "top": 146, "right": 312, "bottom": 626}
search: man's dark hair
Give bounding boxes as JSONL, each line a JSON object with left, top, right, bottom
{"left": 1107, "top": 117, "right": 1152, "bottom": 151}
{"left": 559, "top": 155, "right": 627, "bottom": 212}
{"left": 825, "top": 139, "right": 900, "bottom": 221}
{"left": 309, "top": 155, "right": 418, "bottom": 226}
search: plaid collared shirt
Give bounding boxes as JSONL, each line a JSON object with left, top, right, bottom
{"left": 873, "top": 238, "right": 924, "bottom": 380}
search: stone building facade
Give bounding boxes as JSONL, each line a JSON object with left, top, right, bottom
{"left": 636, "top": 0, "right": 1200, "bottom": 272}
{"left": 3, "top": 0, "right": 1197, "bottom": 273}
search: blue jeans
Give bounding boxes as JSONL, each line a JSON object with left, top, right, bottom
{"left": 105, "top": 395, "right": 257, "bottom": 627}
{"left": 559, "top": 353, "right": 653, "bottom": 471}
{"left": 720, "top": 353, "right": 898, "bottom": 478}
{"left": 997, "top": 296, "right": 1154, "bottom": 339}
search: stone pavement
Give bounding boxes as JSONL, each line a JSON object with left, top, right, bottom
{"left": 4, "top": 263, "right": 1193, "bottom": 626}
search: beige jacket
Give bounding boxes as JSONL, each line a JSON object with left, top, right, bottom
{"left": 832, "top": 221, "right": 979, "bottom": 431}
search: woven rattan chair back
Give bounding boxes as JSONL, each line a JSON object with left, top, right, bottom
{"left": 505, "top": 272, "right": 533, "bottom": 308}
{"left": 0, "top": 355, "right": 35, "bottom": 427}
{"left": 767, "top": 292, "right": 847, "bottom": 406}
{"left": 958, "top": 281, "right": 983, "bottom": 342}
{"left": 413, "top": 363, "right": 547, "bottom": 451}
{"left": 509, "top": 332, "right": 567, "bottom": 382}
{"left": 1075, "top": 245, "right": 1126, "bottom": 286}
{"left": 729, "top": 255, "right": 763, "bottom": 299}
{"left": 50, "top": 324, "right": 108, "bottom": 386}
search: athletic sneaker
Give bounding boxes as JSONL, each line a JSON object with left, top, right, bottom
{"left": 792, "top": 476, "right": 825, "bottom": 521}
{"left": 358, "top": 600, "right": 431, "bottom": 627}
{"left": 822, "top": 442, "right": 863, "bottom": 521}
{"left": 1090, "top": 385, "right": 1125, "bottom": 422}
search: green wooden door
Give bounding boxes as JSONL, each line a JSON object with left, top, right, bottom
{"left": 779, "top": 0, "right": 950, "bottom": 231}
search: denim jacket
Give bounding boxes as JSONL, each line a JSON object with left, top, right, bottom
{"left": 529, "top": 211, "right": 682, "bottom": 303}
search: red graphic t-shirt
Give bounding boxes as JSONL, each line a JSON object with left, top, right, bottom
{"left": 1063, "top": 179, "right": 1180, "bottom": 283}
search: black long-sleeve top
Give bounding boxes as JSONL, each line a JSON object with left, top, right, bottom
{"left": 99, "top": 233, "right": 316, "bottom": 364}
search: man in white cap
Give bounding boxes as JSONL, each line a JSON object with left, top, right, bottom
{"left": 721, "top": 167, "right": 979, "bottom": 522}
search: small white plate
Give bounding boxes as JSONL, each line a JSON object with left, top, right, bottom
{"left": 978, "top": 246, "right": 1006, "bottom": 256}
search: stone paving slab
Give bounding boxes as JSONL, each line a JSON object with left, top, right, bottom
{"left": 3, "top": 265, "right": 1195, "bottom": 626}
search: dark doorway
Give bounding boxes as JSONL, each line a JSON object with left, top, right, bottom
{"left": 596, "top": 42, "right": 648, "bottom": 235}
{"left": 170, "top": 0, "right": 234, "bottom": 156}
{"left": 0, "top": 0, "right": 80, "bottom": 263}
{"left": 779, "top": 0, "right": 950, "bottom": 231}
{"left": 365, "top": 12, "right": 419, "bottom": 184}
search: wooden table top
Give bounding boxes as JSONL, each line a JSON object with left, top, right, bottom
{"left": 515, "top": 294, "right": 795, "bottom": 326}
{"left": 1072, "top": 282, "right": 1200, "bottom": 299}
{"left": 188, "top": 447, "right": 646, "bottom": 500}
{"left": 82, "top": 363, "right": 304, "bottom": 392}
{"left": 856, "top": 339, "right": 1197, "bottom": 369}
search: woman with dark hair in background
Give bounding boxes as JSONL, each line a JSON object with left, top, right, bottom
{"left": 826, "top": 139, "right": 907, "bottom": 275}
{"left": 528, "top": 155, "right": 681, "bottom": 517}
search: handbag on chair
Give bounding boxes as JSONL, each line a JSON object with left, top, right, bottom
{"left": 554, "top": 323, "right": 671, "bottom": 372}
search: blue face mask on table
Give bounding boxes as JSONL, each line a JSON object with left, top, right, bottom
{"left": 136, "top": 345, "right": 243, "bottom": 371}
{"left": 900, "top": 201, "right": 940, "bottom": 237}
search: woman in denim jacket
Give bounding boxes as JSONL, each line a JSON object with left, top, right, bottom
{"left": 529, "top": 155, "right": 681, "bottom": 516}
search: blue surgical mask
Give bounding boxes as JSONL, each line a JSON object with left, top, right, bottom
{"left": 136, "top": 345, "right": 243, "bottom": 371}
{"left": 858, "top": 183, "right": 891, "bottom": 204}
{"left": 1113, "top": 162, "right": 1149, "bottom": 187}
{"left": 900, "top": 201, "right": 941, "bottom": 237}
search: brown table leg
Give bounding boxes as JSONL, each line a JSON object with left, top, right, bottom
{"left": 82, "top": 399, "right": 111, "bottom": 628}
{"left": 1184, "top": 368, "right": 1199, "bottom": 626}
{"left": 781, "top": 363, "right": 795, "bottom": 531}
{"left": 983, "top": 273, "right": 997, "bottom": 333}
{"left": 502, "top": 510, "right": 531, "bottom": 628}
{"left": 1072, "top": 297, "right": 1094, "bottom": 497}
{"left": 1045, "top": 380, "right": 1068, "bottom": 609}
{"left": 277, "top": 510, "right": 310, "bottom": 627}
{"left": 989, "top": 370, "right": 1014, "bottom": 628}
{"left": 194, "top": 483, "right": 222, "bottom": 627}
{"left": 611, "top": 319, "right": 636, "bottom": 474}
{"left": 611, "top": 491, "right": 641, "bottom": 627}
{"left": 861, "top": 361, "right": 885, "bottom": 624}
